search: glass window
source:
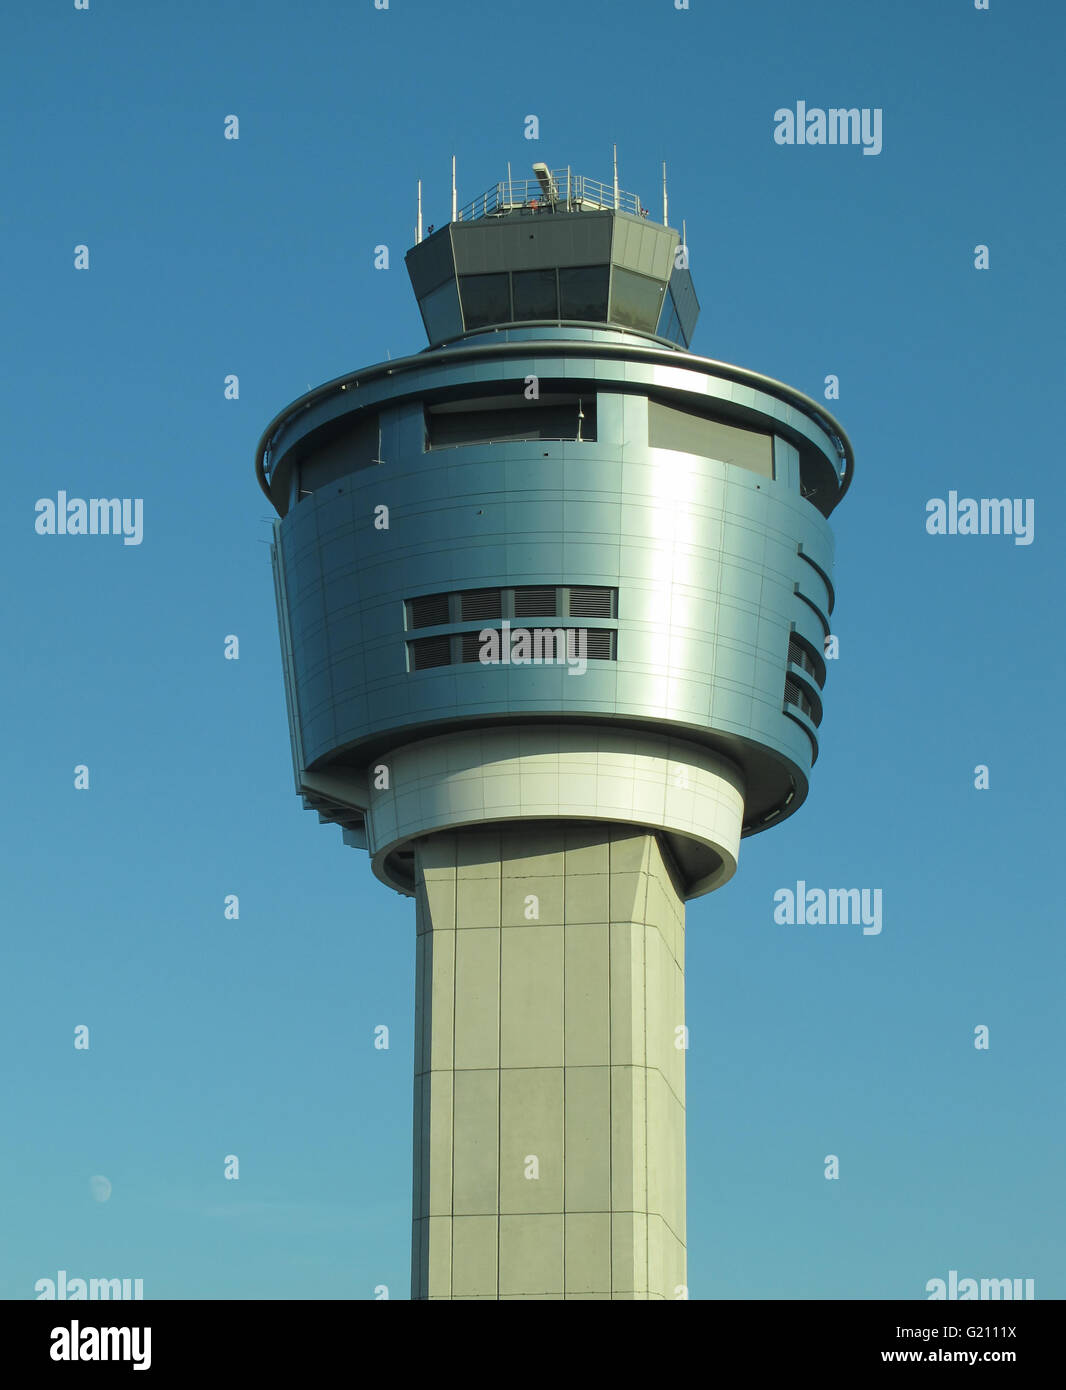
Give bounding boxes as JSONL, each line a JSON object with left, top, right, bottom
{"left": 460, "top": 273, "right": 511, "bottom": 329}
{"left": 426, "top": 398, "right": 595, "bottom": 447}
{"left": 611, "top": 267, "right": 666, "bottom": 331}
{"left": 657, "top": 287, "right": 678, "bottom": 339}
{"left": 558, "top": 265, "right": 609, "bottom": 320}
{"left": 512, "top": 269, "right": 558, "bottom": 320}
{"left": 648, "top": 401, "right": 773, "bottom": 477}
{"left": 419, "top": 279, "right": 462, "bottom": 344}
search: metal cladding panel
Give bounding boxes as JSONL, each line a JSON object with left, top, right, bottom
{"left": 405, "top": 230, "right": 457, "bottom": 297}
{"left": 611, "top": 215, "right": 676, "bottom": 280}
{"left": 273, "top": 355, "right": 839, "bottom": 827}
{"left": 452, "top": 214, "right": 614, "bottom": 274}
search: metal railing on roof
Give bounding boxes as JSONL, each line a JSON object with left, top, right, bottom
{"left": 455, "top": 168, "right": 645, "bottom": 224}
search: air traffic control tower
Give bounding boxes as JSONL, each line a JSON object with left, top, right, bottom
{"left": 255, "top": 162, "right": 853, "bottom": 1300}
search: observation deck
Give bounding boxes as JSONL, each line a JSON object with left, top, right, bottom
{"left": 406, "top": 166, "right": 699, "bottom": 349}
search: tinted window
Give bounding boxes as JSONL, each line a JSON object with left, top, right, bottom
{"left": 648, "top": 401, "right": 772, "bottom": 477}
{"left": 558, "top": 265, "right": 609, "bottom": 319}
{"left": 512, "top": 269, "right": 558, "bottom": 320}
{"left": 460, "top": 273, "right": 511, "bottom": 328}
{"left": 611, "top": 267, "right": 666, "bottom": 331}
{"left": 657, "top": 287, "right": 678, "bottom": 340}
{"left": 426, "top": 399, "right": 595, "bottom": 447}
{"left": 419, "top": 279, "right": 462, "bottom": 343}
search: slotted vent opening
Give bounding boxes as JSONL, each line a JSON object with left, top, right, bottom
{"left": 460, "top": 588, "right": 503, "bottom": 620}
{"left": 408, "top": 635, "right": 452, "bottom": 670}
{"left": 568, "top": 586, "right": 615, "bottom": 618}
{"left": 407, "top": 592, "right": 451, "bottom": 629}
{"left": 784, "top": 676, "right": 817, "bottom": 722}
{"left": 788, "top": 635, "right": 824, "bottom": 688}
{"left": 514, "top": 586, "right": 559, "bottom": 617}
{"left": 461, "top": 631, "right": 489, "bottom": 663}
{"left": 404, "top": 587, "right": 619, "bottom": 670}
{"left": 583, "top": 629, "right": 617, "bottom": 660}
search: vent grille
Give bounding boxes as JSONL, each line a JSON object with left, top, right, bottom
{"left": 787, "top": 635, "right": 824, "bottom": 688}
{"left": 584, "top": 629, "right": 616, "bottom": 660}
{"left": 407, "top": 592, "right": 451, "bottom": 629}
{"left": 459, "top": 588, "right": 503, "bottom": 620}
{"left": 405, "top": 586, "right": 619, "bottom": 670}
{"left": 461, "top": 631, "right": 488, "bottom": 662}
{"left": 408, "top": 635, "right": 452, "bottom": 670}
{"left": 784, "top": 676, "right": 817, "bottom": 722}
{"left": 412, "top": 627, "right": 617, "bottom": 669}
{"left": 457, "top": 627, "right": 616, "bottom": 665}
{"left": 514, "top": 585, "right": 558, "bottom": 617}
{"left": 568, "top": 586, "right": 615, "bottom": 618}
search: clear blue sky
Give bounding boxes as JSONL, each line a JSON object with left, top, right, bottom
{"left": 2, "top": 0, "right": 1062, "bottom": 1300}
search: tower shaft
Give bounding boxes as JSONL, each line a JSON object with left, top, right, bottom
{"left": 412, "top": 824, "right": 687, "bottom": 1299}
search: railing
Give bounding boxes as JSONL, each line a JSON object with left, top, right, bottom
{"left": 454, "top": 168, "right": 645, "bottom": 224}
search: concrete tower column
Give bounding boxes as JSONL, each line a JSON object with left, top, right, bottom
{"left": 411, "top": 824, "right": 688, "bottom": 1300}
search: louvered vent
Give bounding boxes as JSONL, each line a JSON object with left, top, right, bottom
{"left": 404, "top": 587, "right": 618, "bottom": 670}
{"left": 460, "top": 588, "right": 503, "bottom": 620}
{"left": 568, "top": 586, "right": 615, "bottom": 618}
{"left": 514, "top": 586, "right": 558, "bottom": 617}
{"left": 583, "top": 629, "right": 616, "bottom": 659}
{"left": 787, "top": 635, "right": 823, "bottom": 687}
{"left": 461, "top": 631, "right": 490, "bottom": 663}
{"left": 408, "top": 635, "right": 452, "bottom": 670}
{"left": 784, "top": 676, "right": 817, "bottom": 722}
{"left": 407, "top": 592, "right": 451, "bottom": 629}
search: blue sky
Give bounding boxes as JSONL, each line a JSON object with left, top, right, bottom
{"left": 2, "top": 0, "right": 1062, "bottom": 1299}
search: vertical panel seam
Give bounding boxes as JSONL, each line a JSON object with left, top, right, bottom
{"left": 496, "top": 841, "right": 502, "bottom": 1300}
{"left": 450, "top": 857, "right": 457, "bottom": 1299}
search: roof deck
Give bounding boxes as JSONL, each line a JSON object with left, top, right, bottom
{"left": 455, "top": 168, "right": 650, "bottom": 225}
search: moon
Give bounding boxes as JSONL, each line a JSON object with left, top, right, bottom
{"left": 89, "top": 1175, "right": 111, "bottom": 1203}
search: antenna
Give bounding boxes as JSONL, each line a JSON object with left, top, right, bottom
{"left": 507, "top": 161, "right": 512, "bottom": 208}
{"left": 613, "top": 143, "right": 619, "bottom": 210}
{"left": 416, "top": 179, "right": 423, "bottom": 244}
{"left": 662, "top": 162, "right": 668, "bottom": 226}
{"left": 451, "top": 155, "right": 457, "bottom": 223}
